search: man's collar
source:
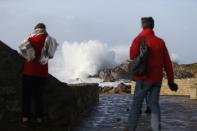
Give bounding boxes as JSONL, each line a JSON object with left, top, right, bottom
{"left": 140, "top": 28, "right": 155, "bottom": 36}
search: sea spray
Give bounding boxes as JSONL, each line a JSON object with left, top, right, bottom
{"left": 111, "top": 45, "right": 130, "bottom": 64}
{"left": 49, "top": 40, "right": 129, "bottom": 83}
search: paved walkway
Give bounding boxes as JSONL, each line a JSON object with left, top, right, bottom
{"left": 74, "top": 94, "right": 197, "bottom": 131}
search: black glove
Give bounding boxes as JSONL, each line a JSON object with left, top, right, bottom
{"left": 168, "top": 81, "right": 178, "bottom": 91}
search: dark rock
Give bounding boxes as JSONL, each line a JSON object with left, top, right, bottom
{"left": 99, "top": 60, "right": 196, "bottom": 81}
{"left": 99, "top": 61, "right": 132, "bottom": 82}
{"left": 99, "top": 83, "right": 131, "bottom": 94}
{"left": 99, "top": 69, "right": 115, "bottom": 82}
{"left": 98, "top": 86, "right": 115, "bottom": 93}
{"left": 0, "top": 40, "right": 99, "bottom": 129}
{"left": 164, "top": 63, "right": 194, "bottom": 79}
{"left": 174, "top": 63, "right": 197, "bottom": 78}
{"left": 114, "top": 86, "right": 122, "bottom": 94}
{"left": 114, "top": 83, "right": 131, "bottom": 94}
{"left": 102, "top": 86, "right": 113, "bottom": 93}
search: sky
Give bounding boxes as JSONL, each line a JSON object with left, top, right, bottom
{"left": 0, "top": 0, "right": 197, "bottom": 64}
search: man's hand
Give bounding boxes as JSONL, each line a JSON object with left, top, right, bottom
{"left": 168, "top": 81, "right": 178, "bottom": 91}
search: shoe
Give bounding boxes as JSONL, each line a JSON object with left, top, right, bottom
{"left": 145, "top": 106, "right": 151, "bottom": 114}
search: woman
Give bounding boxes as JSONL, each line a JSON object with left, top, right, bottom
{"left": 19, "top": 23, "right": 58, "bottom": 127}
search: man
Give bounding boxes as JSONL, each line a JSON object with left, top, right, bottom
{"left": 19, "top": 23, "right": 58, "bottom": 127}
{"left": 124, "top": 17, "right": 178, "bottom": 131}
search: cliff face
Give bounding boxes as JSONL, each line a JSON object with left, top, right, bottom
{"left": 0, "top": 41, "right": 99, "bottom": 129}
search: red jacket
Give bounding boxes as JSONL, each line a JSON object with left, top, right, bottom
{"left": 23, "top": 34, "right": 48, "bottom": 77}
{"left": 130, "top": 29, "right": 174, "bottom": 83}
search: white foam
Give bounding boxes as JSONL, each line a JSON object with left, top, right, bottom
{"left": 49, "top": 40, "right": 129, "bottom": 83}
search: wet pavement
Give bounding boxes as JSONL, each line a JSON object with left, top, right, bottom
{"left": 74, "top": 94, "right": 197, "bottom": 131}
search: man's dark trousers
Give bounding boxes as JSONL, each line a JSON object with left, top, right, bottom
{"left": 22, "top": 75, "right": 46, "bottom": 118}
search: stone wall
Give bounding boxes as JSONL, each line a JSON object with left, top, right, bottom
{"left": 131, "top": 78, "right": 197, "bottom": 96}
{"left": 0, "top": 41, "right": 99, "bottom": 130}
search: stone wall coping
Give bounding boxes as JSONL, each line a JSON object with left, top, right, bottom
{"left": 68, "top": 83, "right": 99, "bottom": 87}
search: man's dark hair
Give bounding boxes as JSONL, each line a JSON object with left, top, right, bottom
{"left": 34, "top": 23, "right": 46, "bottom": 30}
{"left": 141, "top": 17, "right": 154, "bottom": 29}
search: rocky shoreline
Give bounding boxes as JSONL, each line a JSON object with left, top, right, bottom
{"left": 98, "top": 60, "right": 197, "bottom": 82}
{"left": 97, "top": 60, "right": 197, "bottom": 94}
{"left": 99, "top": 82, "right": 131, "bottom": 94}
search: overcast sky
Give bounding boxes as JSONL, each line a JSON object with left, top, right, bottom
{"left": 0, "top": 0, "right": 197, "bottom": 64}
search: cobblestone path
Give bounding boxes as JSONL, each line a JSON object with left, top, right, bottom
{"left": 74, "top": 94, "right": 197, "bottom": 131}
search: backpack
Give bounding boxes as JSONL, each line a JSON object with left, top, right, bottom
{"left": 129, "top": 36, "right": 149, "bottom": 76}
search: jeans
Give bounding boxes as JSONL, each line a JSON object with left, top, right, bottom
{"left": 128, "top": 81, "right": 161, "bottom": 131}
{"left": 22, "top": 75, "right": 46, "bottom": 118}
{"left": 145, "top": 91, "right": 150, "bottom": 108}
